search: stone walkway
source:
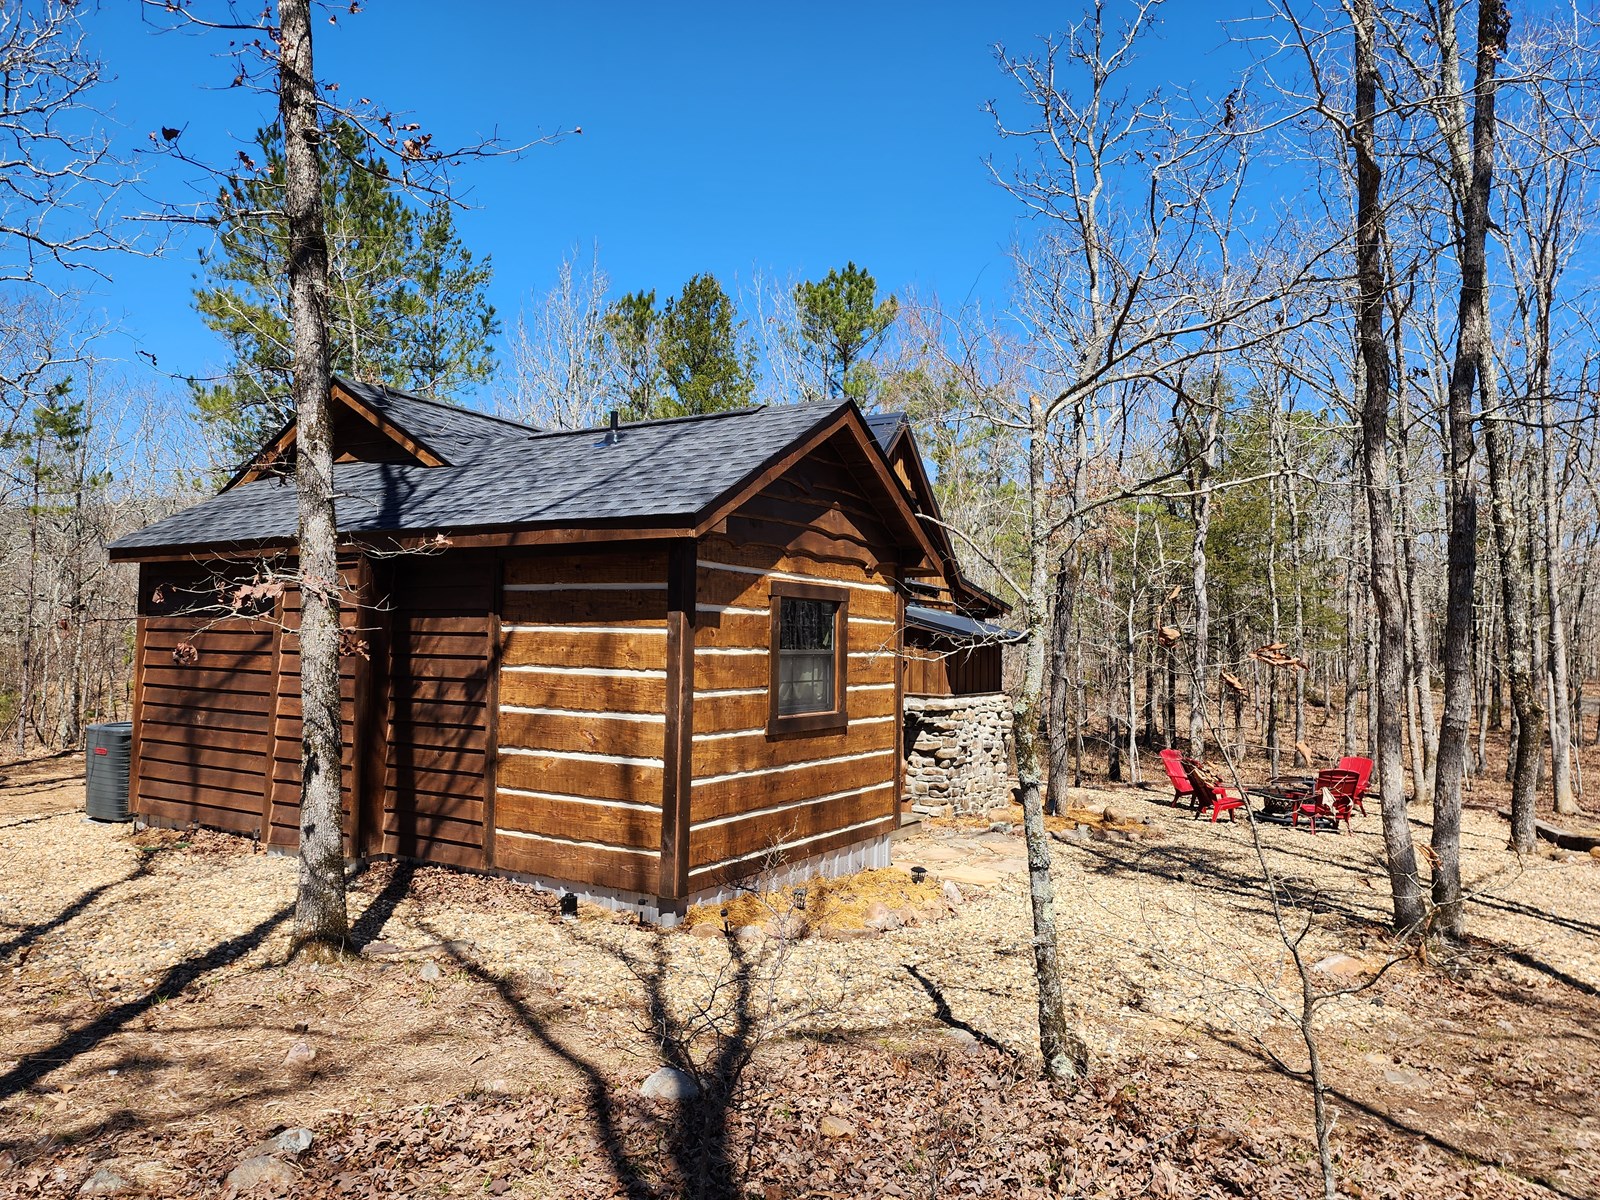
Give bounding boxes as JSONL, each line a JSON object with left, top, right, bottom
{"left": 893, "top": 825, "right": 1028, "bottom": 887}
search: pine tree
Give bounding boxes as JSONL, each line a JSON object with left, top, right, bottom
{"left": 603, "top": 289, "right": 663, "bottom": 419}
{"left": 657, "top": 273, "right": 755, "bottom": 416}
{"left": 192, "top": 120, "right": 498, "bottom": 463}
{"left": 795, "top": 262, "right": 898, "bottom": 402}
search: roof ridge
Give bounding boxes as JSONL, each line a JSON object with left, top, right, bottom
{"left": 526, "top": 398, "right": 845, "bottom": 441}
{"left": 337, "top": 375, "right": 541, "bottom": 435}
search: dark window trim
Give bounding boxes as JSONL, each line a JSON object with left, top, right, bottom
{"left": 767, "top": 579, "right": 849, "bottom": 737}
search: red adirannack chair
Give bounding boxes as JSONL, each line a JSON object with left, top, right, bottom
{"left": 1336, "top": 756, "right": 1373, "bottom": 815}
{"left": 1159, "top": 749, "right": 1194, "bottom": 807}
{"left": 1293, "top": 768, "right": 1361, "bottom": 833}
{"left": 1182, "top": 758, "right": 1246, "bottom": 822}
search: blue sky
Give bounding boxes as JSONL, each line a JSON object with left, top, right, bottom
{"left": 76, "top": 1, "right": 1248, "bottom": 404}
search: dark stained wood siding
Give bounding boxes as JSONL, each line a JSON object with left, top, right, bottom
{"left": 134, "top": 615, "right": 278, "bottom": 833}
{"left": 263, "top": 569, "right": 363, "bottom": 850}
{"left": 492, "top": 548, "right": 668, "bottom": 894}
{"left": 380, "top": 557, "right": 494, "bottom": 869}
{"left": 903, "top": 634, "right": 1003, "bottom": 697}
{"left": 687, "top": 433, "right": 902, "bottom": 891}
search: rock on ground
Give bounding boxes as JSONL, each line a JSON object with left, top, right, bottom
{"left": 640, "top": 1066, "right": 698, "bottom": 1101}
{"left": 77, "top": 1168, "right": 130, "bottom": 1196}
{"left": 224, "top": 1155, "right": 295, "bottom": 1194}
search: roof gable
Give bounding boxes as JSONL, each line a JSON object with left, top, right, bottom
{"left": 227, "top": 379, "right": 537, "bottom": 489}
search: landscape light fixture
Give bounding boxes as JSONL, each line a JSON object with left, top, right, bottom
{"left": 910, "top": 866, "right": 928, "bottom": 885}
{"left": 559, "top": 893, "right": 578, "bottom": 918}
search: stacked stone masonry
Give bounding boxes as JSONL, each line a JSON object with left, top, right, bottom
{"left": 902, "top": 692, "right": 1012, "bottom": 814}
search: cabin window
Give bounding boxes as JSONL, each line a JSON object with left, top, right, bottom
{"left": 768, "top": 580, "right": 849, "bottom": 735}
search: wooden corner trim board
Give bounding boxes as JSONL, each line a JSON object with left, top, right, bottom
{"left": 766, "top": 578, "right": 850, "bottom": 739}
{"left": 659, "top": 539, "right": 698, "bottom": 900}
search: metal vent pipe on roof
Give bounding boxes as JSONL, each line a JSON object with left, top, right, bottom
{"left": 604, "top": 410, "right": 620, "bottom": 445}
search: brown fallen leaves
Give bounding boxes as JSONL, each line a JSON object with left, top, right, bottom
{"left": 2, "top": 1040, "right": 1541, "bottom": 1200}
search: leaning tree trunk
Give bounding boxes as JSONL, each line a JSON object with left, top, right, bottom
{"left": 281, "top": 0, "right": 350, "bottom": 954}
{"left": 1352, "top": 0, "right": 1426, "bottom": 936}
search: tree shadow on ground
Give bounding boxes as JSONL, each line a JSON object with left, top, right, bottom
{"left": 348, "top": 859, "right": 415, "bottom": 947}
{"left": 1070, "top": 840, "right": 1381, "bottom": 930}
{"left": 1204, "top": 1027, "right": 1592, "bottom": 1200}
{"left": 903, "top": 963, "right": 1010, "bottom": 1054}
{"left": 0, "top": 899, "right": 293, "bottom": 1104}
{"left": 1466, "top": 891, "right": 1600, "bottom": 941}
{"left": 0, "top": 850, "right": 165, "bottom": 964}
{"left": 421, "top": 918, "right": 661, "bottom": 1200}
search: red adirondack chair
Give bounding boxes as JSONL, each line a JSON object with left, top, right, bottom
{"left": 1159, "top": 749, "right": 1193, "bottom": 806}
{"left": 1336, "top": 756, "right": 1373, "bottom": 815}
{"left": 1292, "top": 767, "right": 1361, "bottom": 833}
{"left": 1182, "top": 758, "right": 1246, "bottom": 822}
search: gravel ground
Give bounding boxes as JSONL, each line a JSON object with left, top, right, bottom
{"left": 1, "top": 768, "right": 1596, "bottom": 1196}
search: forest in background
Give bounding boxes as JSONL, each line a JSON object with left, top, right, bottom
{"left": 2, "top": 0, "right": 1597, "bottom": 856}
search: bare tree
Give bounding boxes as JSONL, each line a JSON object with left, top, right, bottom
{"left": 500, "top": 246, "right": 613, "bottom": 430}
{"left": 0, "top": 1, "right": 127, "bottom": 286}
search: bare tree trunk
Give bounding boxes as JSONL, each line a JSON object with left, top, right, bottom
{"left": 1353, "top": 0, "right": 1425, "bottom": 935}
{"left": 1343, "top": 494, "right": 1361, "bottom": 757}
{"left": 1012, "top": 395, "right": 1088, "bottom": 1088}
{"left": 1267, "top": 443, "right": 1282, "bottom": 778}
{"left": 1429, "top": 0, "right": 1508, "bottom": 942}
{"left": 281, "top": 0, "right": 350, "bottom": 954}
{"left": 1046, "top": 569, "right": 1071, "bottom": 813}
{"left": 1188, "top": 375, "right": 1222, "bottom": 758}
{"left": 1484, "top": 399, "right": 1544, "bottom": 852}
{"left": 1388, "top": 266, "right": 1439, "bottom": 797}
{"left": 1540, "top": 347, "right": 1579, "bottom": 815}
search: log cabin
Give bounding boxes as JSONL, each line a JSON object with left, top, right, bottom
{"left": 108, "top": 380, "right": 1016, "bottom": 921}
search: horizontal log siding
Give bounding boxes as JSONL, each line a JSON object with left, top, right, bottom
{"left": 263, "top": 587, "right": 362, "bottom": 850}
{"left": 687, "top": 440, "right": 902, "bottom": 888}
{"left": 494, "top": 550, "right": 668, "bottom": 894}
{"left": 134, "top": 618, "right": 278, "bottom": 833}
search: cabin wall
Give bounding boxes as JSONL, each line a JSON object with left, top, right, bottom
{"left": 134, "top": 614, "right": 278, "bottom": 835}
{"left": 491, "top": 549, "right": 668, "bottom": 896}
{"left": 687, "top": 438, "right": 904, "bottom": 894}
{"left": 902, "top": 636, "right": 1003, "bottom": 697}
{"left": 131, "top": 561, "right": 363, "bottom": 844}
{"left": 264, "top": 573, "right": 363, "bottom": 850}
{"left": 380, "top": 556, "right": 495, "bottom": 868}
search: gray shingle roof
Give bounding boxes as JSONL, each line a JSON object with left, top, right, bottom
{"left": 337, "top": 378, "right": 540, "bottom": 460}
{"left": 112, "top": 399, "right": 852, "bottom": 554}
{"left": 864, "top": 410, "right": 906, "bottom": 452}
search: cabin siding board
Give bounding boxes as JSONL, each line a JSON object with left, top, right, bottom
{"left": 493, "top": 547, "right": 671, "bottom": 879}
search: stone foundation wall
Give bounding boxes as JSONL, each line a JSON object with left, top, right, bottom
{"left": 903, "top": 692, "right": 1012, "bottom": 814}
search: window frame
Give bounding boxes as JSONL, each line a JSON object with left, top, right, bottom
{"left": 767, "top": 579, "right": 850, "bottom": 737}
